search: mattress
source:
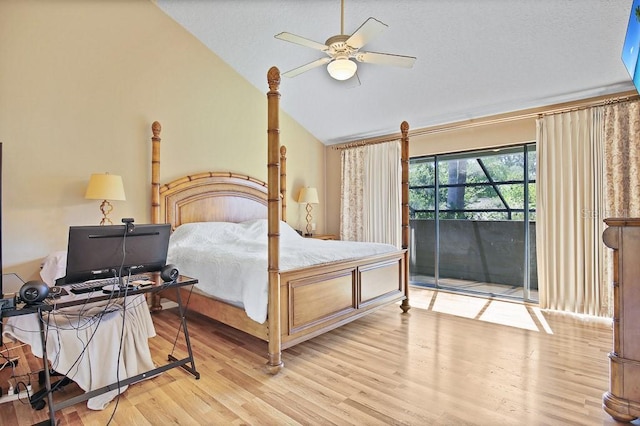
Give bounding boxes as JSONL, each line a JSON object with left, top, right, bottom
{"left": 166, "top": 219, "right": 398, "bottom": 323}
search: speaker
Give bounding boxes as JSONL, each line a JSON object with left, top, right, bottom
{"left": 19, "top": 280, "right": 49, "bottom": 304}
{"left": 160, "top": 264, "right": 179, "bottom": 282}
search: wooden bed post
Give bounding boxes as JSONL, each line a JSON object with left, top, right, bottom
{"left": 145, "top": 114, "right": 407, "bottom": 372}
{"left": 280, "top": 145, "right": 287, "bottom": 222}
{"left": 151, "top": 121, "right": 162, "bottom": 225}
{"left": 150, "top": 121, "right": 163, "bottom": 312}
{"left": 400, "top": 121, "right": 411, "bottom": 313}
{"left": 266, "top": 66, "right": 284, "bottom": 374}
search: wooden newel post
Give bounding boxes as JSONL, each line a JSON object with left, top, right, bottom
{"left": 400, "top": 121, "right": 411, "bottom": 313}
{"left": 266, "top": 66, "right": 284, "bottom": 374}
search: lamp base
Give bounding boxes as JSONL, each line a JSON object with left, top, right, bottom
{"left": 99, "top": 199, "right": 114, "bottom": 226}
{"left": 305, "top": 203, "right": 313, "bottom": 236}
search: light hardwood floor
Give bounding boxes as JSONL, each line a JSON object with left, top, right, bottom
{"left": 2, "top": 287, "right": 636, "bottom": 425}
{"left": 411, "top": 274, "right": 539, "bottom": 302}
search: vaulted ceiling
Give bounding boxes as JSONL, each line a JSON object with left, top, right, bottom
{"left": 156, "top": 0, "right": 636, "bottom": 145}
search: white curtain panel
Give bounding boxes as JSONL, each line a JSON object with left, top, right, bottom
{"left": 364, "top": 141, "right": 402, "bottom": 247}
{"left": 536, "top": 107, "right": 608, "bottom": 316}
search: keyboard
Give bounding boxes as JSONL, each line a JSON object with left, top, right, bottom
{"left": 69, "top": 274, "right": 149, "bottom": 294}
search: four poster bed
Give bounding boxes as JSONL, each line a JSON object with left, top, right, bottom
{"left": 149, "top": 67, "right": 411, "bottom": 373}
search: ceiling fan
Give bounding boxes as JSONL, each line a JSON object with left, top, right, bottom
{"left": 274, "top": 0, "right": 416, "bottom": 82}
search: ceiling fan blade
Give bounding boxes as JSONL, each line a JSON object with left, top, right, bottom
{"left": 274, "top": 32, "right": 328, "bottom": 51}
{"left": 282, "top": 57, "right": 332, "bottom": 78}
{"left": 346, "top": 18, "right": 387, "bottom": 49}
{"left": 355, "top": 51, "right": 416, "bottom": 68}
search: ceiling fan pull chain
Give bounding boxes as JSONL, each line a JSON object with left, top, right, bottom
{"left": 340, "top": 0, "right": 345, "bottom": 35}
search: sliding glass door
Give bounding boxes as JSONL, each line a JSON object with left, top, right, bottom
{"left": 409, "top": 143, "right": 537, "bottom": 302}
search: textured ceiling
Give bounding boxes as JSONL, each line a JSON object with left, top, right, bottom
{"left": 156, "top": 0, "right": 636, "bottom": 145}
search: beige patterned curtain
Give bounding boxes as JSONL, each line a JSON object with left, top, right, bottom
{"left": 604, "top": 100, "right": 640, "bottom": 218}
{"left": 340, "top": 146, "right": 366, "bottom": 241}
{"left": 601, "top": 100, "right": 640, "bottom": 317}
{"left": 536, "top": 107, "right": 609, "bottom": 316}
{"left": 341, "top": 141, "right": 402, "bottom": 246}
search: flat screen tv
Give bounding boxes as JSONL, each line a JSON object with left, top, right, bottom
{"left": 61, "top": 223, "right": 171, "bottom": 285}
{"left": 622, "top": 0, "right": 640, "bottom": 94}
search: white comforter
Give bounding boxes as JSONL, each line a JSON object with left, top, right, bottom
{"left": 166, "top": 219, "right": 398, "bottom": 323}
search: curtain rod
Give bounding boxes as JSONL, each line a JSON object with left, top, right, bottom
{"left": 537, "top": 92, "right": 638, "bottom": 118}
{"left": 332, "top": 91, "right": 639, "bottom": 150}
{"left": 332, "top": 138, "right": 400, "bottom": 150}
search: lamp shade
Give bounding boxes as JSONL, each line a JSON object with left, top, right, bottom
{"left": 298, "top": 187, "right": 319, "bottom": 204}
{"left": 84, "top": 173, "right": 126, "bottom": 201}
{"left": 327, "top": 58, "right": 357, "bottom": 81}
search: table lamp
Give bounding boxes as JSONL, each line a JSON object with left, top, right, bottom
{"left": 298, "top": 187, "right": 319, "bottom": 236}
{"left": 84, "top": 173, "right": 126, "bottom": 225}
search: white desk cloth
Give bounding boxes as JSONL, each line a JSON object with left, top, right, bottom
{"left": 2, "top": 253, "right": 157, "bottom": 410}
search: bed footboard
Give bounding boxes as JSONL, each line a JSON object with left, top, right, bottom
{"left": 279, "top": 250, "right": 407, "bottom": 348}
{"left": 154, "top": 250, "right": 406, "bottom": 353}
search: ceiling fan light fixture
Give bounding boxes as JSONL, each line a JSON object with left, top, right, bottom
{"left": 327, "top": 58, "right": 357, "bottom": 80}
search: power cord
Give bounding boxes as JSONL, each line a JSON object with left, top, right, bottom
{"left": 14, "top": 381, "right": 32, "bottom": 403}
{"left": 106, "top": 224, "right": 132, "bottom": 425}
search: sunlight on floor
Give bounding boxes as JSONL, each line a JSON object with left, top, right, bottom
{"left": 431, "top": 291, "right": 486, "bottom": 319}
{"left": 410, "top": 286, "right": 554, "bottom": 334}
{"left": 479, "top": 300, "right": 539, "bottom": 331}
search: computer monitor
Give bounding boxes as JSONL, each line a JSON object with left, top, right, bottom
{"left": 61, "top": 223, "right": 171, "bottom": 285}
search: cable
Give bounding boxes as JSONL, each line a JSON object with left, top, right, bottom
{"left": 106, "top": 224, "right": 131, "bottom": 425}
{"left": 14, "top": 380, "right": 31, "bottom": 403}
{"left": 0, "top": 343, "right": 27, "bottom": 353}
{"left": 106, "top": 278, "right": 129, "bottom": 425}
{"left": 0, "top": 351, "right": 18, "bottom": 371}
{"left": 0, "top": 349, "right": 17, "bottom": 379}
{"left": 0, "top": 357, "right": 18, "bottom": 372}
{"left": 30, "top": 287, "right": 132, "bottom": 406}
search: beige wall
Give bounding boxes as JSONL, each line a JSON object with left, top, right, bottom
{"left": 0, "top": 1, "right": 325, "bottom": 283}
{"left": 324, "top": 118, "right": 537, "bottom": 236}
{"left": 409, "top": 118, "right": 537, "bottom": 157}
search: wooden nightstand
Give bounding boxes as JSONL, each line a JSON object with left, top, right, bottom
{"left": 304, "top": 234, "right": 338, "bottom": 240}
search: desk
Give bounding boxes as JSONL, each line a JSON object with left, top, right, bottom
{"left": 3, "top": 273, "right": 199, "bottom": 426}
